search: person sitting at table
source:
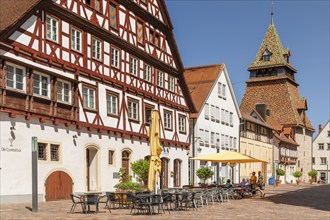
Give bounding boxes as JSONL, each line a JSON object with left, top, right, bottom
{"left": 225, "top": 179, "right": 232, "bottom": 188}
{"left": 240, "top": 178, "right": 248, "bottom": 187}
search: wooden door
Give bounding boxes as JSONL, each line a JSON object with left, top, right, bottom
{"left": 160, "top": 158, "right": 169, "bottom": 189}
{"left": 46, "top": 171, "right": 72, "bottom": 201}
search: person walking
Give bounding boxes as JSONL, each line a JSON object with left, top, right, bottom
{"left": 258, "top": 171, "right": 265, "bottom": 197}
{"left": 250, "top": 172, "right": 257, "bottom": 196}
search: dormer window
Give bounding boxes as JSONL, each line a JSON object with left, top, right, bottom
{"left": 262, "top": 49, "right": 271, "bottom": 61}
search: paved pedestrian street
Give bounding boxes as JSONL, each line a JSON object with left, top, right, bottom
{"left": 1, "top": 184, "right": 329, "bottom": 220}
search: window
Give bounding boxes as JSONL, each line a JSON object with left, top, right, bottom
{"left": 199, "top": 129, "right": 204, "bottom": 145}
{"left": 173, "top": 159, "right": 181, "bottom": 187}
{"left": 320, "top": 157, "right": 327, "bottom": 164}
{"left": 218, "top": 82, "right": 222, "bottom": 97}
{"left": 144, "top": 104, "right": 154, "bottom": 124}
{"left": 149, "top": 30, "right": 154, "bottom": 45}
{"left": 86, "top": 0, "right": 102, "bottom": 12}
{"left": 130, "top": 57, "right": 138, "bottom": 76}
{"left": 327, "top": 143, "right": 330, "bottom": 150}
{"left": 5, "top": 64, "right": 25, "bottom": 91}
{"left": 319, "top": 143, "right": 324, "bottom": 150}
{"left": 221, "top": 134, "right": 225, "bottom": 149}
{"left": 222, "top": 84, "right": 226, "bottom": 99}
{"left": 216, "top": 107, "right": 220, "bottom": 122}
{"left": 56, "top": 80, "right": 71, "bottom": 103}
{"left": 109, "top": 3, "right": 117, "bottom": 29}
{"left": 205, "top": 130, "right": 209, "bottom": 146}
{"left": 71, "top": 28, "right": 82, "bottom": 52}
{"left": 233, "top": 137, "right": 237, "bottom": 148}
{"left": 164, "top": 111, "right": 172, "bottom": 130}
{"left": 262, "top": 49, "right": 271, "bottom": 61}
{"left": 225, "top": 135, "right": 229, "bottom": 148}
{"left": 211, "top": 105, "right": 215, "bottom": 121}
{"left": 82, "top": 86, "right": 95, "bottom": 109}
{"left": 225, "top": 110, "right": 229, "bottom": 125}
{"left": 229, "top": 112, "right": 233, "bottom": 126}
{"left": 92, "top": 38, "right": 102, "bottom": 61}
{"left": 106, "top": 92, "right": 118, "bottom": 115}
{"left": 178, "top": 115, "right": 186, "bottom": 133}
{"left": 169, "top": 76, "right": 175, "bottom": 92}
{"left": 221, "top": 109, "right": 225, "bottom": 124}
{"left": 111, "top": 47, "right": 120, "bottom": 69}
{"left": 211, "top": 132, "right": 215, "bottom": 146}
{"left": 33, "top": 73, "right": 50, "bottom": 98}
{"left": 155, "top": 33, "right": 160, "bottom": 47}
{"left": 137, "top": 20, "right": 144, "bottom": 44}
{"left": 38, "top": 143, "right": 47, "bottom": 160}
{"left": 128, "top": 99, "right": 139, "bottom": 121}
{"left": 108, "top": 150, "right": 115, "bottom": 165}
{"left": 157, "top": 70, "right": 163, "bottom": 87}
{"left": 46, "top": 16, "right": 58, "bottom": 42}
{"left": 216, "top": 133, "right": 220, "bottom": 148}
{"left": 144, "top": 64, "right": 152, "bottom": 82}
{"left": 328, "top": 130, "right": 330, "bottom": 137}
{"left": 205, "top": 103, "right": 209, "bottom": 119}
{"left": 312, "top": 157, "right": 315, "bottom": 165}
{"left": 50, "top": 144, "right": 60, "bottom": 161}
{"left": 229, "top": 136, "right": 233, "bottom": 148}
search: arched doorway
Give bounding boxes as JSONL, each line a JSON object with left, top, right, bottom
{"left": 160, "top": 158, "right": 169, "bottom": 189}
{"left": 45, "top": 171, "right": 72, "bottom": 201}
{"left": 122, "top": 150, "right": 131, "bottom": 182}
{"left": 86, "top": 147, "right": 99, "bottom": 191}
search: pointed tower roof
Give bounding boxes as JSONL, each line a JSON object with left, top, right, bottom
{"left": 248, "top": 21, "right": 296, "bottom": 72}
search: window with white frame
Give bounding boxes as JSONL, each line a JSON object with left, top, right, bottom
{"left": 216, "top": 107, "right": 220, "bottom": 122}
{"left": 33, "top": 73, "right": 50, "bottom": 98}
{"left": 211, "top": 132, "right": 215, "bottom": 146}
{"left": 164, "top": 111, "right": 172, "bottom": 130}
{"left": 218, "top": 82, "right": 222, "bottom": 97}
{"left": 106, "top": 92, "right": 118, "bottom": 115}
{"left": 225, "top": 110, "right": 229, "bottom": 125}
{"left": 205, "top": 103, "right": 210, "bottom": 119}
{"left": 229, "top": 112, "right": 233, "bottom": 126}
{"left": 56, "top": 80, "right": 71, "bottom": 103}
{"left": 82, "top": 86, "right": 95, "bottom": 109}
{"left": 328, "top": 130, "right": 330, "bottom": 137}
{"left": 233, "top": 137, "right": 237, "bottom": 149}
{"left": 221, "top": 109, "right": 225, "bottom": 124}
{"left": 128, "top": 98, "right": 139, "bottom": 120}
{"left": 320, "top": 157, "right": 327, "bottom": 164}
{"left": 216, "top": 133, "right": 220, "bottom": 148}
{"left": 92, "top": 38, "right": 102, "bottom": 61}
{"left": 319, "top": 143, "right": 324, "bottom": 150}
{"left": 38, "top": 143, "right": 47, "bottom": 160}
{"left": 221, "top": 134, "right": 225, "bottom": 149}
{"left": 205, "top": 130, "right": 209, "bottom": 146}
{"left": 111, "top": 47, "right": 120, "bottom": 68}
{"left": 230, "top": 136, "right": 233, "bottom": 148}
{"left": 178, "top": 115, "right": 186, "bottom": 133}
{"left": 199, "top": 129, "right": 204, "bottom": 145}
{"left": 71, "top": 28, "right": 82, "bottom": 52}
{"left": 46, "top": 16, "right": 58, "bottom": 42}
{"left": 225, "top": 135, "right": 229, "bottom": 148}
{"left": 144, "top": 64, "right": 152, "bottom": 82}
{"left": 327, "top": 143, "right": 330, "bottom": 150}
{"left": 211, "top": 105, "right": 215, "bottom": 121}
{"left": 169, "top": 76, "right": 175, "bottom": 92}
{"left": 5, "top": 63, "right": 25, "bottom": 91}
{"left": 144, "top": 104, "right": 154, "bottom": 124}
{"left": 130, "top": 57, "right": 138, "bottom": 76}
{"left": 222, "top": 84, "right": 226, "bottom": 99}
{"left": 157, "top": 70, "right": 163, "bottom": 87}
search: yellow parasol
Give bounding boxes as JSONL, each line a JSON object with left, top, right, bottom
{"left": 147, "top": 110, "right": 162, "bottom": 192}
{"left": 191, "top": 151, "right": 266, "bottom": 163}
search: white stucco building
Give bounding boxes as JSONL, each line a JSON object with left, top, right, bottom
{"left": 312, "top": 121, "right": 330, "bottom": 183}
{"left": 184, "top": 64, "right": 242, "bottom": 185}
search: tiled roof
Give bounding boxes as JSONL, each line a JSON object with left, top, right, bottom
{"left": 184, "top": 64, "right": 224, "bottom": 113}
{"left": 0, "top": 0, "right": 41, "bottom": 35}
{"left": 273, "top": 131, "right": 299, "bottom": 146}
{"left": 248, "top": 21, "right": 296, "bottom": 72}
{"left": 241, "top": 111, "right": 273, "bottom": 130}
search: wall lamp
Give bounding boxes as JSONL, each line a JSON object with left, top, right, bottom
{"left": 73, "top": 135, "right": 78, "bottom": 139}
{"left": 197, "top": 147, "right": 202, "bottom": 153}
{"left": 10, "top": 126, "right": 15, "bottom": 131}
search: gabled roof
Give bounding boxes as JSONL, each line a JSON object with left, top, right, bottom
{"left": 273, "top": 131, "right": 299, "bottom": 146}
{"left": 248, "top": 21, "right": 296, "bottom": 72}
{"left": 241, "top": 111, "right": 273, "bottom": 130}
{"left": 313, "top": 119, "right": 330, "bottom": 141}
{"left": 0, "top": 0, "right": 41, "bottom": 35}
{"left": 184, "top": 63, "right": 241, "bottom": 119}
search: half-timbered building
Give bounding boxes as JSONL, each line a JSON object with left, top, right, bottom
{"left": 0, "top": 0, "right": 195, "bottom": 203}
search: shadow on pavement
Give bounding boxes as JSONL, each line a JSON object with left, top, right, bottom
{"left": 265, "top": 184, "right": 330, "bottom": 211}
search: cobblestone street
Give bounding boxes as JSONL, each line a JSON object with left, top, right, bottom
{"left": 1, "top": 183, "right": 329, "bottom": 220}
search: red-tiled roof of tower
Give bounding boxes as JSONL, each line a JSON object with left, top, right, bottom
{"left": 241, "top": 111, "right": 273, "bottom": 130}
{"left": 248, "top": 21, "right": 296, "bottom": 72}
{"left": 264, "top": 115, "right": 283, "bottom": 131}
{"left": 273, "top": 131, "right": 299, "bottom": 146}
{"left": 0, "top": 0, "right": 41, "bottom": 34}
{"left": 184, "top": 64, "right": 224, "bottom": 114}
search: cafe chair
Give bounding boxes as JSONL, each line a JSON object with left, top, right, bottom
{"left": 69, "top": 193, "right": 85, "bottom": 213}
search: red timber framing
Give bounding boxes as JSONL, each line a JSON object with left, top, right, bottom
{"left": 0, "top": 0, "right": 195, "bottom": 149}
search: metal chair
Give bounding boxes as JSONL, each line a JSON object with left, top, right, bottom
{"left": 84, "top": 194, "right": 99, "bottom": 213}
{"left": 69, "top": 193, "right": 85, "bottom": 213}
{"left": 98, "top": 193, "right": 111, "bottom": 213}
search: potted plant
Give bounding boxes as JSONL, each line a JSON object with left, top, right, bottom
{"left": 196, "top": 166, "right": 214, "bottom": 187}
{"left": 275, "top": 167, "right": 285, "bottom": 186}
{"left": 114, "top": 168, "right": 142, "bottom": 192}
{"left": 292, "top": 171, "right": 302, "bottom": 185}
{"left": 308, "top": 170, "right": 317, "bottom": 184}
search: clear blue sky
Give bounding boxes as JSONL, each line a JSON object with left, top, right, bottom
{"left": 166, "top": 0, "right": 330, "bottom": 136}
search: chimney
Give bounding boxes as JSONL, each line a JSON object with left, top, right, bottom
{"left": 256, "top": 103, "right": 267, "bottom": 120}
{"left": 319, "top": 124, "right": 323, "bottom": 134}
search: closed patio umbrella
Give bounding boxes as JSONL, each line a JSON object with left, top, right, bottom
{"left": 147, "top": 110, "right": 163, "bottom": 192}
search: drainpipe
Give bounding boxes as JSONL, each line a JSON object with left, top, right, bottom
{"left": 191, "top": 118, "right": 196, "bottom": 185}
